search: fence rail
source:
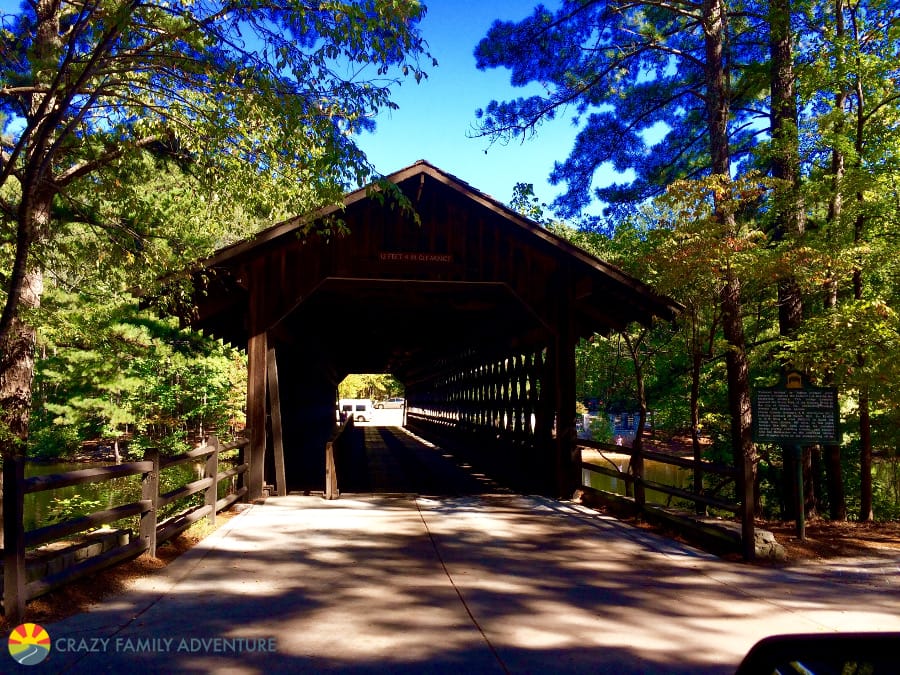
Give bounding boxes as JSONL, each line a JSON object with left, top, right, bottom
{"left": 2, "top": 433, "right": 249, "bottom": 624}
{"left": 578, "top": 438, "right": 740, "bottom": 515}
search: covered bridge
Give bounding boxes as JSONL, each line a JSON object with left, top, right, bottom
{"left": 184, "top": 161, "right": 678, "bottom": 500}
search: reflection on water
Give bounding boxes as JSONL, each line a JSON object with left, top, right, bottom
{"left": 583, "top": 452, "right": 694, "bottom": 508}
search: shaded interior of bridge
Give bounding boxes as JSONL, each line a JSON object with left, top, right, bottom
{"left": 333, "top": 424, "right": 508, "bottom": 496}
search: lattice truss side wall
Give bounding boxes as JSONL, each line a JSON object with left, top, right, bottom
{"left": 406, "top": 346, "right": 555, "bottom": 492}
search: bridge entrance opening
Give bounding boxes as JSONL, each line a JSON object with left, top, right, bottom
{"left": 337, "top": 373, "right": 405, "bottom": 425}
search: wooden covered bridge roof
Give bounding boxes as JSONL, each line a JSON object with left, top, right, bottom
{"left": 185, "top": 160, "right": 678, "bottom": 383}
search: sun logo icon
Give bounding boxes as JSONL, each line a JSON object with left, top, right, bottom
{"left": 8, "top": 623, "right": 51, "bottom": 665}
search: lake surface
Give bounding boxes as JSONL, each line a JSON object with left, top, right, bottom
{"left": 582, "top": 451, "right": 696, "bottom": 509}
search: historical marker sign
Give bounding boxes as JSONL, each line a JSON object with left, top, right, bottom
{"left": 752, "top": 372, "right": 840, "bottom": 444}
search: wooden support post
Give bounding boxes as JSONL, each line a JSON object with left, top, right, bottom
{"left": 741, "top": 452, "right": 756, "bottom": 561}
{"left": 324, "top": 441, "right": 338, "bottom": 500}
{"left": 205, "top": 435, "right": 219, "bottom": 528}
{"left": 3, "top": 455, "right": 26, "bottom": 624}
{"left": 246, "top": 330, "right": 267, "bottom": 501}
{"left": 553, "top": 274, "right": 579, "bottom": 499}
{"left": 693, "top": 437, "right": 706, "bottom": 516}
{"left": 632, "top": 445, "right": 646, "bottom": 511}
{"left": 140, "top": 448, "right": 159, "bottom": 558}
{"left": 237, "top": 431, "right": 248, "bottom": 497}
{"left": 532, "top": 348, "right": 555, "bottom": 493}
{"left": 267, "top": 347, "right": 287, "bottom": 496}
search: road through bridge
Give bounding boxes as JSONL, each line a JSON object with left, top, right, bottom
{"left": 46, "top": 422, "right": 900, "bottom": 674}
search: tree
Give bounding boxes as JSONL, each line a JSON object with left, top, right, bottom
{"left": 32, "top": 287, "right": 247, "bottom": 460}
{"left": 767, "top": 0, "right": 812, "bottom": 519}
{"left": 475, "top": 0, "right": 759, "bottom": 554}
{"left": 473, "top": 1, "right": 768, "bottom": 217}
{"left": 338, "top": 373, "right": 403, "bottom": 400}
{"left": 0, "top": 1, "right": 431, "bottom": 459}
{"left": 787, "top": 0, "right": 900, "bottom": 520}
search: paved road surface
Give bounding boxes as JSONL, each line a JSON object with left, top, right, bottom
{"left": 42, "top": 426, "right": 900, "bottom": 674}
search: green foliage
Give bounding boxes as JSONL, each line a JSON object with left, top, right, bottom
{"left": 338, "top": 373, "right": 403, "bottom": 400}
{"left": 474, "top": 1, "right": 767, "bottom": 220}
{"left": 47, "top": 495, "right": 104, "bottom": 525}
{"left": 1, "top": 0, "right": 432, "bottom": 461}
{"left": 28, "top": 425, "right": 83, "bottom": 461}
{"left": 491, "top": 0, "right": 900, "bottom": 520}
{"left": 873, "top": 456, "right": 900, "bottom": 521}
{"left": 31, "top": 290, "right": 246, "bottom": 459}
{"left": 589, "top": 416, "right": 614, "bottom": 444}
{"left": 1, "top": 1, "right": 433, "bottom": 226}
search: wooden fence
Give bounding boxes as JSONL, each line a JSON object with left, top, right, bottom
{"left": 579, "top": 438, "right": 740, "bottom": 515}
{"left": 2, "top": 434, "right": 249, "bottom": 624}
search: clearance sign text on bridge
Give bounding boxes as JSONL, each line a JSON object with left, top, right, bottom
{"left": 751, "top": 371, "right": 840, "bottom": 445}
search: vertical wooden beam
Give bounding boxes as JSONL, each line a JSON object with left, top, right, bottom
{"left": 553, "top": 271, "right": 579, "bottom": 499}
{"left": 205, "top": 435, "right": 219, "bottom": 527}
{"left": 530, "top": 348, "right": 552, "bottom": 492}
{"left": 245, "top": 257, "right": 269, "bottom": 502}
{"left": 246, "top": 330, "right": 267, "bottom": 501}
{"left": 324, "top": 440, "right": 338, "bottom": 500}
{"left": 267, "top": 347, "right": 287, "bottom": 496}
{"left": 141, "top": 448, "right": 159, "bottom": 557}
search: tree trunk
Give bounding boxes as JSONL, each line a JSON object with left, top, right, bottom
{"left": 0, "top": 265, "right": 43, "bottom": 555}
{"left": 824, "top": 443, "right": 846, "bottom": 520}
{"left": 0, "top": 2, "right": 60, "bottom": 462}
{"left": 818, "top": 0, "right": 848, "bottom": 521}
{"left": 770, "top": 0, "right": 815, "bottom": 519}
{"left": 624, "top": 333, "right": 646, "bottom": 509}
{"left": 690, "top": 349, "right": 704, "bottom": 513}
{"left": 805, "top": 445, "right": 818, "bottom": 518}
{"left": 704, "top": 0, "right": 755, "bottom": 557}
{"left": 822, "top": 287, "right": 847, "bottom": 519}
{"left": 858, "top": 381, "right": 874, "bottom": 521}
{"left": 0, "top": 269, "right": 44, "bottom": 459}
{"left": 853, "top": 147, "right": 874, "bottom": 519}
{"left": 846, "top": 3, "right": 875, "bottom": 519}
{"left": 1, "top": 188, "right": 52, "bottom": 563}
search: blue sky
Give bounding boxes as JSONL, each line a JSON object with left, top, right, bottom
{"left": 0, "top": 0, "right": 592, "bottom": 212}
{"left": 356, "top": 1, "right": 584, "bottom": 210}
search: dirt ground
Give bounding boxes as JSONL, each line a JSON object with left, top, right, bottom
{"left": 2, "top": 506, "right": 898, "bottom": 632}
{"left": 0, "top": 507, "right": 241, "bottom": 633}
{"left": 622, "top": 510, "right": 900, "bottom": 564}
{"left": 761, "top": 518, "right": 900, "bottom": 561}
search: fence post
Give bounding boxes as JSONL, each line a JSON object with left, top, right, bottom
{"left": 693, "top": 449, "right": 706, "bottom": 515}
{"left": 324, "top": 441, "right": 338, "bottom": 500}
{"left": 632, "top": 446, "right": 646, "bottom": 511}
{"left": 2, "top": 455, "right": 26, "bottom": 624}
{"left": 205, "top": 435, "right": 219, "bottom": 527}
{"left": 238, "top": 430, "right": 249, "bottom": 502}
{"left": 141, "top": 448, "right": 159, "bottom": 558}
